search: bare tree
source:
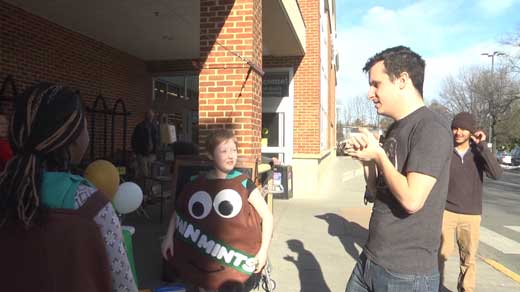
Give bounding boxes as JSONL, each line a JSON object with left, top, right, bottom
{"left": 346, "top": 95, "right": 378, "bottom": 127}
{"left": 502, "top": 25, "right": 520, "bottom": 49}
{"left": 379, "top": 117, "right": 394, "bottom": 133}
{"left": 428, "top": 99, "right": 453, "bottom": 122}
{"left": 439, "top": 67, "right": 488, "bottom": 122}
{"left": 439, "top": 63, "right": 520, "bottom": 148}
{"left": 343, "top": 104, "right": 352, "bottom": 126}
{"left": 495, "top": 101, "right": 520, "bottom": 147}
{"left": 476, "top": 65, "right": 520, "bottom": 145}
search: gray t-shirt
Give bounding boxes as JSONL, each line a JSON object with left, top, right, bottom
{"left": 365, "top": 107, "right": 452, "bottom": 274}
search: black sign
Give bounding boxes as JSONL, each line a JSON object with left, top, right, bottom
{"left": 262, "top": 72, "right": 289, "bottom": 97}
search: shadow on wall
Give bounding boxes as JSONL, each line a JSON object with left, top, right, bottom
{"left": 315, "top": 213, "right": 368, "bottom": 261}
{"left": 284, "top": 239, "right": 331, "bottom": 292}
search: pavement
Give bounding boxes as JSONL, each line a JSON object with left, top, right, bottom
{"left": 267, "top": 155, "right": 520, "bottom": 292}
{"left": 127, "top": 155, "right": 520, "bottom": 291}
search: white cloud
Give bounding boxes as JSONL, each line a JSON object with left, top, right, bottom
{"left": 335, "top": 0, "right": 511, "bottom": 108}
{"left": 477, "top": 0, "right": 520, "bottom": 16}
{"left": 424, "top": 41, "right": 511, "bottom": 102}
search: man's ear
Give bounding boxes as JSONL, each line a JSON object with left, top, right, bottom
{"left": 398, "top": 72, "right": 410, "bottom": 90}
{"left": 207, "top": 152, "right": 213, "bottom": 160}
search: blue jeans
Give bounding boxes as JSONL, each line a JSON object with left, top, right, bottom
{"left": 345, "top": 252, "right": 439, "bottom": 292}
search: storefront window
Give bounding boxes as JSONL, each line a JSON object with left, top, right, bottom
{"left": 153, "top": 74, "right": 199, "bottom": 143}
{"left": 262, "top": 112, "right": 283, "bottom": 147}
{"left": 154, "top": 80, "right": 167, "bottom": 103}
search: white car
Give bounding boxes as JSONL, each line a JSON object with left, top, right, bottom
{"left": 496, "top": 151, "right": 512, "bottom": 165}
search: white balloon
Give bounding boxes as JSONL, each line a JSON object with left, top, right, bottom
{"left": 113, "top": 182, "right": 143, "bottom": 214}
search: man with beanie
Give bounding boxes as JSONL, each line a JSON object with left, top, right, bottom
{"left": 439, "top": 112, "right": 502, "bottom": 292}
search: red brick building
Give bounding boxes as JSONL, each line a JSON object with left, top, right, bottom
{"left": 0, "top": 0, "right": 337, "bottom": 197}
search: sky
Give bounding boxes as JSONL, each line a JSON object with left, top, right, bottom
{"left": 335, "top": 0, "right": 520, "bottom": 108}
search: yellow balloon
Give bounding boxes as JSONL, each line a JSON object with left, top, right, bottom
{"left": 84, "top": 160, "right": 120, "bottom": 200}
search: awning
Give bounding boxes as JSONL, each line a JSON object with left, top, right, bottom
{"left": 5, "top": 0, "right": 305, "bottom": 60}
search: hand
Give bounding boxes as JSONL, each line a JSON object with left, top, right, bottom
{"left": 471, "top": 130, "right": 486, "bottom": 144}
{"left": 161, "top": 234, "right": 174, "bottom": 260}
{"left": 344, "top": 128, "right": 384, "bottom": 162}
{"left": 254, "top": 251, "right": 268, "bottom": 273}
{"left": 283, "top": 255, "right": 295, "bottom": 262}
{"left": 344, "top": 132, "right": 369, "bottom": 152}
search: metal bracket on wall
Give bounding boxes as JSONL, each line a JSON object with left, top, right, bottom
{"left": 214, "top": 40, "right": 265, "bottom": 76}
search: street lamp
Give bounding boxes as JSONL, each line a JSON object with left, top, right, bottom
{"left": 481, "top": 51, "right": 505, "bottom": 152}
{"left": 481, "top": 51, "right": 505, "bottom": 72}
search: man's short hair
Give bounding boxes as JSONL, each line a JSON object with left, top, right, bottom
{"left": 363, "top": 46, "right": 426, "bottom": 96}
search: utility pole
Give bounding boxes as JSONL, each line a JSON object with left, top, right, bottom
{"left": 481, "top": 51, "right": 505, "bottom": 152}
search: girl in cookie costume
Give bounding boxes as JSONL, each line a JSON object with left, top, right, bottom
{"left": 162, "top": 129, "right": 274, "bottom": 292}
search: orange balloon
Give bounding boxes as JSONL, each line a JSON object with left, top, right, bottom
{"left": 84, "top": 160, "right": 120, "bottom": 200}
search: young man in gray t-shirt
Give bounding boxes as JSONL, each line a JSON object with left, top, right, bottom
{"left": 344, "top": 46, "right": 452, "bottom": 292}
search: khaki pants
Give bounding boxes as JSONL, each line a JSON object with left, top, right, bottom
{"left": 136, "top": 154, "right": 156, "bottom": 178}
{"left": 136, "top": 154, "right": 156, "bottom": 195}
{"left": 439, "top": 210, "right": 481, "bottom": 292}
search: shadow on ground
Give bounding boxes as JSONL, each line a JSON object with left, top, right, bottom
{"left": 284, "top": 239, "right": 332, "bottom": 292}
{"left": 316, "top": 213, "right": 368, "bottom": 261}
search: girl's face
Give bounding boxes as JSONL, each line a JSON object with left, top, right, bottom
{"left": 210, "top": 138, "right": 238, "bottom": 176}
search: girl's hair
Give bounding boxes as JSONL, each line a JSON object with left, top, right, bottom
{"left": 0, "top": 82, "right": 86, "bottom": 227}
{"left": 205, "top": 129, "right": 238, "bottom": 155}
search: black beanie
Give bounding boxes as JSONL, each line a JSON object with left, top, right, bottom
{"left": 451, "top": 112, "right": 476, "bottom": 133}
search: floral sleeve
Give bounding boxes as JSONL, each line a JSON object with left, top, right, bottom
{"left": 74, "top": 184, "right": 138, "bottom": 292}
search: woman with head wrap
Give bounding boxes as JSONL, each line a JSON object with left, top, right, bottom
{"left": 0, "top": 82, "right": 138, "bottom": 292}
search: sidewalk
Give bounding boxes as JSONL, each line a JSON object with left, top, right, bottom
{"left": 268, "top": 155, "right": 520, "bottom": 291}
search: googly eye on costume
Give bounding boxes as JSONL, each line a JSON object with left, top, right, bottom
{"left": 188, "top": 191, "right": 212, "bottom": 219}
{"left": 213, "top": 189, "right": 243, "bottom": 218}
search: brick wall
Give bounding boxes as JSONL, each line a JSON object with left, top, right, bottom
{"left": 326, "top": 9, "right": 336, "bottom": 150}
{"left": 0, "top": 1, "right": 152, "bottom": 162}
{"left": 292, "top": 0, "right": 321, "bottom": 155}
{"left": 198, "top": 0, "right": 262, "bottom": 162}
{"left": 146, "top": 59, "right": 201, "bottom": 74}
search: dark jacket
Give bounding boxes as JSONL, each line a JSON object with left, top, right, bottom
{"left": 446, "top": 141, "right": 503, "bottom": 215}
{"left": 131, "top": 120, "right": 159, "bottom": 156}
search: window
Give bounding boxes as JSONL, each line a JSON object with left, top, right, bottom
{"left": 262, "top": 112, "right": 284, "bottom": 147}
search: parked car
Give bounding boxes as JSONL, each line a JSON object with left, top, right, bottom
{"left": 496, "top": 150, "right": 512, "bottom": 165}
{"left": 511, "top": 146, "right": 520, "bottom": 166}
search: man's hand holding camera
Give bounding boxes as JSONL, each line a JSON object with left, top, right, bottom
{"left": 344, "top": 128, "right": 385, "bottom": 163}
